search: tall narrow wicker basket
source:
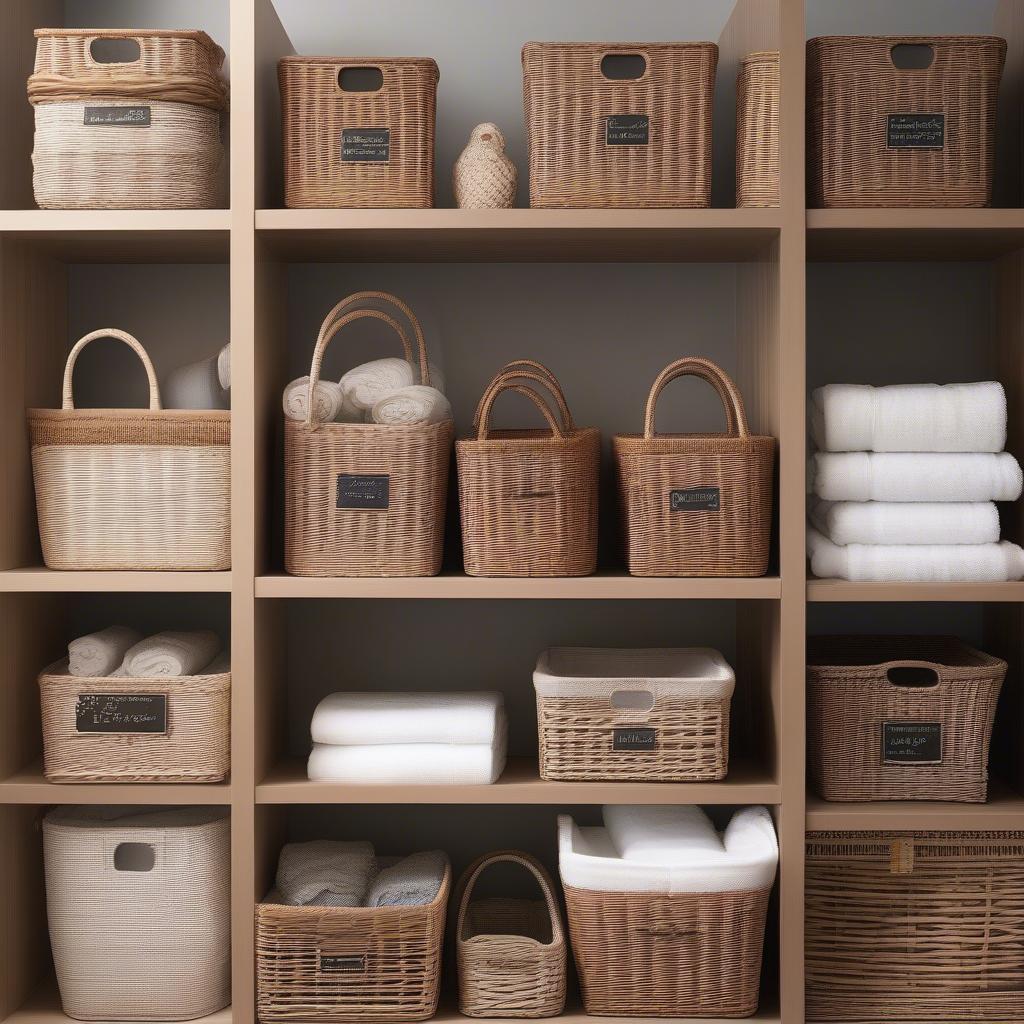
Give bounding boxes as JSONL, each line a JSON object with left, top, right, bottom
{"left": 736, "top": 51, "right": 780, "bottom": 207}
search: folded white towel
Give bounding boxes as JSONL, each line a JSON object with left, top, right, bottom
{"left": 810, "top": 382, "right": 1007, "bottom": 453}
{"left": 68, "top": 626, "right": 143, "bottom": 677}
{"left": 282, "top": 375, "right": 361, "bottom": 424}
{"left": 276, "top": 840, "right": 376, "bottom": 907}
{"left": 370, "top": 385, "right": 452, "bottom": 426}
{"left": 807, "top": 526, "right": 1024, "bottom": 582}
{"left": 217, "top": 343, "right": 231, "bottom": 391}
{"left": 604, "top": 806, "right": 723, "bottom": 863}
{"left": 307, "top": 738, "right": 507, "bottom": 785}
{"left": 810, "top": 500, "right": 1001, "bottom": 546}
{"left": 122, "top": 630, "right": 221, "bottom": 677}
{"left": 364, "top": 850, "right": 448, "bottom": 907}
{"left": 164, "top": 353, "right": 229, "bottom": 411}
{"left": 341, "top": 357, "right": 415, "bottom": 411}
{"left": 311, "top": 691, "right": 505, "bottom": 747}
{"left": 809, "top": 451, "right": 1023, "bottom": 503}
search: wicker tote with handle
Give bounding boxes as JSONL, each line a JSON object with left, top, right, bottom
{"left": 457, "top": 360, "right": 599, "bottom": 577}
{"left": 27, "top": 329, "right": 231, "bottom": 570}
{"left": 284, "top": 291, "right": 452, "bottom": 577}
{"left": 612, "top": 357, "right": 774, "bottom": 577}
{"left": 456, "top": 850, "right": 566, "bottom": 1018}
{"left": 736, "top": 51, "right": 780, "bottom": 207}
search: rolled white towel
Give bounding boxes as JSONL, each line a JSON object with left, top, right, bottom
{"left": 164, "top": 353, "right": 228, "bottom": 410}
{"left": 341, "top": 357, "right": 415, "bottom": 411}
{"left": 604, "top": 805, "right": 722, "bottom": 863}
{"left": 810, "top": 500, "right": 1001, "bottom": 546}
{"left": 370, "top": 385, "right": 452, "bottom": 426}
{"left": 307, "top": 739, "right": 506, "bottom": 785}
{"left": 122, "top": 630, "right": 221, "bottom": 677}
{"left": 282, "top": 375, "right": 360, "bottom": 424}
{"left": 68, "top": 626, "right": 143, "bottom": 678}
{"left": 217, "top": 343, "right": 231, "bottom": 391}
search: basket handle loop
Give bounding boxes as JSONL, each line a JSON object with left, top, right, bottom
{"left": 62, "top": 329, "right": 161, "bottom": 411}
{"left": 472, "top": 360, "right": 575, "bottom": 433}
{"left": 883, "top": 661, "right": 942, "bottom": 688}
{"left": 86, "top": 34, "right": 145, "bottom": 66}
{"left": 476, "top": 381, "right": 565, "bottom": 440}
{"left": 643, "top": 356, "right": 748, "bottom": 440}
{"left": 455, "top": 850, "right": 564, "bottom": 946}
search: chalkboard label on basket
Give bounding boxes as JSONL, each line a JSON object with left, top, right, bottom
{"left": 75, "top": 693, "right": 167, "bottom": 734}
{"left": 613, "top": 727, "right": 657, "bottom": 751}
{"left": 882, "top": 721, "right": 942, "bottom": 763}
{"left": 341, "top": 128, "right": 390, "bottom": 162}
{"left": 83, "top": 106, "right": 151, "bottom": 127}
{"left": 887, "top": 114, "right": 944, "bottom": 149}
{"left": 606, "top": 115, "right": 649, "bottom": 145}
{"left": 670, "top": 487, "right": 720, "bottom": 512}
{"left": 337, "top": 473, "right": 390, "bottom": 510}
{"left": 320, "top": 954, "right": 366, "bottom": 972}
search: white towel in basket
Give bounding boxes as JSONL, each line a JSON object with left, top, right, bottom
{"left": 810, "top": 499, "right": 1001, "bottom": 546}
{"left": 364, "top": 850, "right": 448, "bottom": 907}
{"left": 370, "top": 385, "right": 451, "bottom": 426}
{"left": 122, "top": 630, "right": 221, "bottom": 677}
{"left": 276, "top": 840, "right": 376, "bottom": 907}
{"left": 604, "top": 805, "right": 724, "bottom": 863}
{"left": 307, "top": 739, "right": 506, "bottom": 785}
{"left": 341, "top": 357, "right": 415, "bottom": 411}
{"left": 68, "top": 625, "right": 142, "bottom": 677}
{"left": 282, "top": 375, "right": 361, "bottom": 423}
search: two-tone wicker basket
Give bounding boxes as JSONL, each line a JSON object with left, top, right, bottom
{"left": 806, "top": 830, "right": 1024, "bottom": 1021}
{"left": 279, "top": 57, "right": 439, "bottom": 208}
{"left": 27, "top": 330, "right": 231, "bottom": 570}
{"left": 736, "top": 51, "right": 780, "bottom": 207}
{"left": 457, "top": 361, "right": 599, "bottom": 577}
{"left": 808, "top": 35, "right": 1006, "bottom": 208}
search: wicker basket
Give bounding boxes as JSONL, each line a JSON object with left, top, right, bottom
{"left": 44, "top": 806, "right": 231, "bottom": 1021}
{"left": 284, "top": 292, "right": 452, "bottom": 577}
{"left": 736, "top": 51, "right": 780, "bottom": 207}
{"left": 39, "top": 657, "right": 230, "bottom": 783}
{"left": 522, "top": 42, "right": 718, "bottom": 208}
{"left": 808, "top": 35, "right": 1006, "bottom": 208}
{"left": 256, "top": 863, "right": 450, "bottom": 1023}
{"left": 29, "top": 29, "right": 227, "bottom": 210}
{"left": 456, "top": 850, "right": 566, "bottom": 1018}
{"left": 279, "top": 56, "right": 438, "bottom": 208}
{"left": 806, "top": 830, "right": 1024, "bottom": 1021}
{"left": 27, "top": 329, "right": 231, "bottom": 571}
{"left": 612, "top": 357, "right": 775, "bottom": 577}
{"left": 533, "top": 647, "right": 735, "bottom": 782}
{"left": 808, "top": 636, "right": 1006, "bottom": 804}
{"left": 457, "top": 360, "right": 599, "bottom": 577}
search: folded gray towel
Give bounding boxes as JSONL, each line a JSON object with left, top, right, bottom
{"left": 365, "top": 850, "right": 448, "bottom": 908}
{"left": 276, "top": 840, "right": 375, "bottom": 907}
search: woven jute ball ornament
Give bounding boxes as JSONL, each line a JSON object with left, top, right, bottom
{"left": 453, "top": 122, "right": 517, "bottom": 208}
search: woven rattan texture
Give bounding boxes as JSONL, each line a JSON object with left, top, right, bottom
{"left": 522, "top": 42, "right": 718, "bottom": 208}
{"left": 39, "top": 661, "right": 230, "bottom": 783}
{"left": 255, "top": 866, "right": 449, "bottom": 1023}
{"left": 29, "top": 410, "right": 230, "bottom": 446}
{"left": 807, "top": 636, "right": 1006, "bottom": 803}
{"left": 736, "top": 51, "right": 780, "bottom": 207}
{"left": 806, "top": 830, "right": 1024, "bottom": 1021}
{"left": 563, "top": 883, "right": 770, "bottom": 1017}
{"left": 279, "top": 57, "right": 438, "bottom": 208}
{"left": 808, "top": 35, "right": 1006, "bottom": 208}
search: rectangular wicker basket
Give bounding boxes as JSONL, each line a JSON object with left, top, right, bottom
{"left": 808, "top": 35, "right": 1006, "bottom": 208}
{"left": 736, "top": 51, "right": 780, "bottom": 207}
{"left": 807, "top": 636, "right": 1006, "bottom": 804}
{"left": 279, "top": 56, "right": 438, "bottom": 208}
{"left": 806, "top": 830, "right": 1024, "bottom": 1021}
{"left": 522, "top": 42, "right": 718, "bottom": 208}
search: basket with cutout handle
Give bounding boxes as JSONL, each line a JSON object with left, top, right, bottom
{"left": 26, "top": 328, "right": 230, "bottom": 570}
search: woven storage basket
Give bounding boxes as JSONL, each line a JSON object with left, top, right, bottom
{"left": 29, "top": 29, "right": 227, "bottom": 209}
{"left": 284, "top": 291, "right": 452, "bottom": 577}
{"left": 456, "top": 850, "right": 566, "bottom": 1018}
{"left": 736, "top": 51, "right": 780, "bottom": 207}
{"left": 256, "top": 862, "right": 450, "bottom": 1023}
{"left": 43, "top": 806, "right": 231, "bottom": 1021}
{"left": 613, "top": 357, "right": 774, "bottom": 577}
{"left": 533, "top": 647, "right": 735, "bottom": 782}
{"left": 279, "top": 57, "right": 438, "bottom": 208}
{"left": 27, "top": 329, "right": 231, "bottom": 571}
{"left": 806, "top": 830, "right": 1024, "bottom": 1022}
{"left": 808, "top": 35, "right": 1006, "bottom": 208}
{"left": 522, "top": 42, "right": 718, "bottom": 208}
{"left": 808, "top": 636, "right": 1006, "bottom": 804}
{"left": 458, "top": 360, "right": 599, "bottom": 577}
{"left": 39, "top": 656, "right": 230, "bottom": 783}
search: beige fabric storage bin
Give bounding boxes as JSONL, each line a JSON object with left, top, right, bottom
{"left": 43, "top": 806, "right": 231, "bottom": 1021}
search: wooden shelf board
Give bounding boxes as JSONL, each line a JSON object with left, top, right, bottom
{"left": 0, "top": 568, "right": 233, "bottom": 593}
{"left": 257, "top": 756, "right": 781, "bottom": 805}
{"left": 431, "top": 1007, "right": 780, "bottom": 1024}
{"left": 255, "top": 207, "right": 781, "bottom": 262}
{"left": 807, "top": 578, "right": 1024, "bottom": 603}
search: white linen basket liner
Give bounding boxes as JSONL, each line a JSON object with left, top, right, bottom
{"left": 43, "top": 806, "right": 231, "bottom": 1021}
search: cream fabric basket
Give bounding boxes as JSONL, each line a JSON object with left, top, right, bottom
{"left": 43, "top": 806, "right": 231, "bottom": 1021}
{"left": 27, "top": 330, "right": 231, "bottom": 570}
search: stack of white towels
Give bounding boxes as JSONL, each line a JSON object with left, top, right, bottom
{"left": 808, "top": 382, "right": 1024, "bottom": 582}
{"left": 307, "top": 692, "right": 507, "bottom": 785}
{"left": 66, "top": 626, "right": 225, "bottom": 678}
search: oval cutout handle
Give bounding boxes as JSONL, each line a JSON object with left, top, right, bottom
{"left": 611, "top": 689, "right": 655, "bottom": 712}
{"left": 338, "top": 66, "right": 384, "bottom": 92}
{"left": 113, "top": 842, "right": 156, "bottom": 872}
{"left": 601, "top": 53, "right": 647, "bottom": 80}
{"left": 89, "top": 37, "right": 142, "bottom": 64}
{"left": 885, "top": 663, "right": 940, "bottom": 688}
{"left": 890, "top": 43, "right": 935, "bottom": 70}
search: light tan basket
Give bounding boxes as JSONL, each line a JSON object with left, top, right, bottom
{"left": 456, "top": 851, "right": 566, "bottom": 1019}
{"left": 612, "top": 357, "right": 775, "bottom": 577}
{"left": 27, "top": 330, "right": 231, "bottom": 571}
{"left": 522, "top": 42, "right": 718, "bottom": 208}
{"left": 256, "top": 863, "right": 450, "bottom": 1023}
{"left": 39, "top": 657, "right": 230, "bottom": 783}
{"left": 279, "top": 56, "right": 438, "bottom": 208}
{"left": 457, "top": 360, "right": 599, "bottom": 577}
{"left": 284, "top": 292, "right": 452, "bottom": 577}
{"left": 736, "top": 51, "right": 780, "bottom": 207}
{"left": 43, "top": 806, "right": 231, "bottom": 1021}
